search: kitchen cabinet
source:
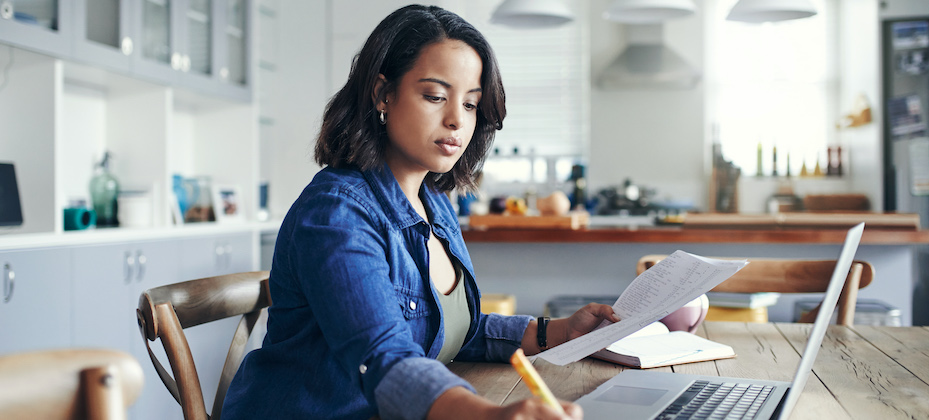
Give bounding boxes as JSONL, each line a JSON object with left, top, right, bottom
{"left": 71, "top": 239, "right": 181, "bottom": 420}
{"left": 179, "top": 232, "right": 255, "bottom": 278}
{"left": 71, "top": 0, "right": 133, "bottom": 73}
{"left": 0, "top": 248, "right": 72, "bottom": 354}
{"left": 0, "top": 0, "right": 72, "bottom": 56}
{"left": 175, "top": 232, "right": 256, "bottom": 412}
{"left": 130, "top": 0, "right": 252, "bottom": 101}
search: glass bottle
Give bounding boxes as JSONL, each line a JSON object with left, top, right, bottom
{"left": 89, "top": 151, "right": 120, "bottom": 227}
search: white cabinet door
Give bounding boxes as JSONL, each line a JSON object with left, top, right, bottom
{"left": 175, "top": 232, "right": 257, "bottom": 412}
{"left": 0, "top": 247, "right": 71, "bottom": 354}
{"left": 71, "top": 239, "right": 182, "bottom": 420}
{"left": 179, "top": 232, "right": 256, "bottom": 279}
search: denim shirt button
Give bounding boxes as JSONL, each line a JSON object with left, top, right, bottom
{"left": 359, "top": 364, "right": 367, "bottom": 374}
{"left": 409, "top": 300, "right": 417, "bottom": 311}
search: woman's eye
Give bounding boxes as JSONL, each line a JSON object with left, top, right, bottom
{"left": 424, "top": 95, "right": 444, "bottom": 102}
{"left": 464, "top": 102, "right": 478, "bottom": 111}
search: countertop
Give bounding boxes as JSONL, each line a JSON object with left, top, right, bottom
{"left": 461, "top": 225, "right": 929, "bottom": 244}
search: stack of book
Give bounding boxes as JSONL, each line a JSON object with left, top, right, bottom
{"left": 705, "top": 292, "right": 780, "bottom": 323}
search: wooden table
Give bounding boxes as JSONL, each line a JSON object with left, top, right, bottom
{"left": 448, "top": 322, "right": 929, "bottom": 419}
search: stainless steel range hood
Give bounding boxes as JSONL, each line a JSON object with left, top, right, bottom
{"left": 597, "top": 24, "right": 700, "bottom": 90}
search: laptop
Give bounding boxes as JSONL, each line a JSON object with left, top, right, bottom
{"left": 576, "top": 222, "right": 865, "bottom": 420}
{"left": 0, "top": 163, "right": 23, "bottom": 227}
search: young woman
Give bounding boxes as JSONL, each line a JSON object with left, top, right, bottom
{"left": 222, "top": 5, "right": 617, "bottom": 419}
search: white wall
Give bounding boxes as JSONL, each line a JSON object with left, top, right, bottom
{"left": 587, "top": 0, "right": 708, "bottom": 209}
{"left": 263, "top": 1, "right": 328, "bottom": 219}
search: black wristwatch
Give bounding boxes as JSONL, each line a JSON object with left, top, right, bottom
{"left": 537, "top": 316, "right": 550, "bottom": 349}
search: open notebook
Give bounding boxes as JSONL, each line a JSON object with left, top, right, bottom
{"left": 576, "top": 222, "right": 865, "bottom": 420}
{"left": 591, "top": 322, "right": 735, "bottom": 369}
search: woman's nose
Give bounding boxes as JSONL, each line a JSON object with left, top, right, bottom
{"left": 444, "top": 106, "right": 462, "bottom": 130}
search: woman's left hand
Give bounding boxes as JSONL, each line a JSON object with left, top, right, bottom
{"left": 562, "top": 303, "right": 620, "bottom": 341}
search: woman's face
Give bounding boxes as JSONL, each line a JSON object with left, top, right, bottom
{"left": 381, "top": 39, "right": 483, "bottom": 182}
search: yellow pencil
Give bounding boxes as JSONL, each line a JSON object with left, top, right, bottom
{"left": 509, "top": 348, "right": 565, "bottom": 414}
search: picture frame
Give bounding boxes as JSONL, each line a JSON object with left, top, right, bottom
{"left": 212, "top": 184, "right": 245, "bottom": 224}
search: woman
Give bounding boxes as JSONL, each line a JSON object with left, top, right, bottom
{"left": 222, "top": 5, "right": 617, "bottom": 419}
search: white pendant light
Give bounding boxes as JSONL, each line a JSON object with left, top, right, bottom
{"left": 603, "top": 0, "right": 697, "bottom": 24}
{"left": 490, "top": 0, "right": 574, "bottom": 29}
{"left": 726, "top": 0, "right": 817, "bottom": 23}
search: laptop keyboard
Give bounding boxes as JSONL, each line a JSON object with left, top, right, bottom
{"left": 656, "top": 380, "right": 775, "bottom": 420}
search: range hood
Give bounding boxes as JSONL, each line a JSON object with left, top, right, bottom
{"left": 597, "top": 24, "right": 700, "bottom": 90}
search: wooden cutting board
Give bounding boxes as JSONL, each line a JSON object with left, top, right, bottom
{"left": 467, "top": 212, "right": 590, "bottom": 230}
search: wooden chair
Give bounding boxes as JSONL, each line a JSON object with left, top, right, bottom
{"left": 136, "top": 271, "right": 271, "bottom": 420}
{"left": 637, "top": 256, "right": 874, "bottom": 325}
{"left": 0, "top": 348, "right": 144, "bottom": 420}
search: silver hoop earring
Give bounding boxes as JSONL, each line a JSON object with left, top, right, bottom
{"left": 379, "top": 110, "right": 386, "bottom": 125}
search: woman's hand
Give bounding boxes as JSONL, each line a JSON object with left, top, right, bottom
{"left": 561, "top": 303, "right": 620, "bottom": 342}
{"left": 429, "top": 387, "right": 582, "bottom": 419}
{"left": 492, "top": 398, "right": 582, "bottom": 420}
{"left": 523, "top": 303, "right": 620, "bottom": 354}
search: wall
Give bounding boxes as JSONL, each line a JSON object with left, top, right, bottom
{"left": 262, "top": 1, "right": 328, "bottom": 219}
{"left": 587, "top": 0, "right": 708, "bottom": 209}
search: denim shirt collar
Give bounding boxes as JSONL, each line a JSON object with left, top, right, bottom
{"left": 361, "top": 164, "right": 458, "bottom": 235}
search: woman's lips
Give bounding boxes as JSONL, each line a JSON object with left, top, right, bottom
{"left": 435, "top": 137, "right": 462, "bottom": 155}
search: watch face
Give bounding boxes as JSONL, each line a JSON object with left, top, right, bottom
{"left": 0, "top": 163, "right": 23, "bottom": 227}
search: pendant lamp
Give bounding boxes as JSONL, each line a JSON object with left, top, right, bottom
{"left": 603, "top": 0, "right": 697, "bottom": 24}
{"left": 726, "top": 0, "right": 817, "bottom": 23}
{"left": 490, "top": 0, "right": 574, "bottom": 28}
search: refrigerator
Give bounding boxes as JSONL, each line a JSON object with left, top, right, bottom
{"left": 882, "top": 14, "right": 929, "bottom": 325}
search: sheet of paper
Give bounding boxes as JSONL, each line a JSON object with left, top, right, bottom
{"left": 537, "top": 250, "right": 747, "bottom": 366}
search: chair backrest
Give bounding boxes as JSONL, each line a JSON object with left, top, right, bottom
{"left": 136, "top": 271, "right": 271, "bottom": 420}
{"left": 0, "top": 348, "right": 144, "bottom": 420}
{"left": 636, "top": 256, "right": 874, "bottom": 326}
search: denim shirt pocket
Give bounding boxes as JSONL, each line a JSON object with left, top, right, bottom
{"left": 395, "top": 287, "right": 435, "bottom": 349}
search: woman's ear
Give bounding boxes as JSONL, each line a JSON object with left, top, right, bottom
{"left": 372, "top": 74, "right": 388, "bottom": 110}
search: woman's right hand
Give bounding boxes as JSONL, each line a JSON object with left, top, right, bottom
{"left": 491, "top": 398, "right": 582, "bottom": 420}
{"left": 429, "top": 386, "right": 582, "bottom": 420}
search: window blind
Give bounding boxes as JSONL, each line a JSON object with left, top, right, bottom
{"left": 464, "top": 1, "right": 589, "bottom": 159}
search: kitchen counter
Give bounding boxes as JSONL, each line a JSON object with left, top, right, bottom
{"left": 461, "top": 225, "right": 929, "bottom": 244}
{"left": 461, "top": 222, "right": 925, "bottom": 326}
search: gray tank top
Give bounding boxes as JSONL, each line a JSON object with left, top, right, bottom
{"left": 435, "top": 268, "right": 470, "bottom": 364}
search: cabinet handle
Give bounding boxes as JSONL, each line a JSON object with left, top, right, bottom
{"left": 3, "top": 263, "right": 13, "bottom": 303}
{"left": 215, "top": 243, "right": 225, "bottom": 269}
{"left": 124, "top": 251, "right": 136, "bottom": 284}
{"left": 171, "top": 53, "right": 182, "bottom": 70}
{"left": 121, "top": 37, "right": 133, "bottom": 55}
{"left": 220, "top": 67, "right": 229, "bottom": 80}
{"left": 136, "top": 250, "right": 147, "bottom": 282}
{"left": 0, "top": 2, "right": 12, "bottom": 20}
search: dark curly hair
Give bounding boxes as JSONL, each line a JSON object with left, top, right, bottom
{"left": 314, "top": 4, "right": 506, "bottom": 192}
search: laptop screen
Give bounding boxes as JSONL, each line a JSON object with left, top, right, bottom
{"left": 0, "top": 163, "right": 24, "bottom": 227}
{"left": 776, "top": 222, "right": 864, "bottom": 419}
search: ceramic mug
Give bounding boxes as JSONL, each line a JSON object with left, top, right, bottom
{"left": 660, "top": 294, "right": 709, "bottom": 333}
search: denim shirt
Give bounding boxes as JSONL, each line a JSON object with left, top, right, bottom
{"left": 222, "top": 164, "right": 532, "bottom": 420}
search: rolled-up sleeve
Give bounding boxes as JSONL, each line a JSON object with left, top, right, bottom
{"left": 482, "top": 313, "right": 533, "bottom": 362}
{"left": 374, "top": 357, "right": 474, "bottom": 420}
{"left": 455, "top": 312, "right": 532, "bottom": 362}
